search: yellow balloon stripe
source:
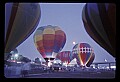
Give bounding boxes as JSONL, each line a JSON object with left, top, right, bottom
{"left": 34, "top": 42, "right": 38, "bottom": 48}
{"left": 35, "top": 35, "right": 43, "bottom": 42}
{"left": 78, "top": 44, "right": 84, "bottom": 66}
{"left": 43, "top": 28, "right": 55, "bottom": 34}
{"left": 54, "top": 26, "right": 61, "bottom": 31}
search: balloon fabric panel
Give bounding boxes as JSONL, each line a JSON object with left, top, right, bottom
{"left": 84, "top": 43, "right": 91, "bottom": 63}
{"left": 86, "top": 53, "right": 95, "bottom": 67}
{"left": 87, "top": 3, "right": 111, "bottom": 47}
{"left": 43, "top": 28, "right": 55, "bottom": 34}
{"left": 97, "top": 3, "right": 116, "bottom": 54}
{"left": 36, "top": 40, "right": 44, "bottom": 49}
{"left": 54, "top": 33, "right": 65, "bottom": 53}
{"left": 79, "top": 43, "right": 86, "bottom": 65}
{"left": 35, "top": 35, "right": 43, "bottom": 42}
{"left": 5, "top": 3, "right": 13, "bottom": 41}
{"left": 107, "top": 3, "right": 116, "bottom": 34}
{"left": 72, "top": 44, "right": 81, "bottom": 65}
{"left": 61, "top": 34, "right": 66, "bottom": 50}
{"left": 5, "top": 3, "right": 19, "bottom": 53}
{"left": 84, "top": 4, "right": 111, "bottom": 55}
{"left": 43, "top": 40, "right": 54, "bottom": 51}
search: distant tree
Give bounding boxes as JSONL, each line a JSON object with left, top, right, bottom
{"left": 4, "top": 53, "right": 12, "bottom": 61}
{"left": 21, "top": 56, "right": 31, "bottom": 63}
{"left": 17, "top": 55, "right": 23, "bottom": 61}
{"left": 10, "top": 48, "right": 18, "bottom": 54}
{"left": 35, "top": 57, "right": 41, "bottom": 64}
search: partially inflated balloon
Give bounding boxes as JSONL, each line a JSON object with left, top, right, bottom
{"left": 82, "top": 3, "right": 116, "bottom": 57}
{"left": 5, "top": 3, "right": 41, "bottom": 53}
{"left": 56, "top": 51, "right": 73, "bottom": 64}
{"left": 34, "top": 25, "right": 66, "bottom": 62}
{"left": 72, "top": 43, "right": 95, "bottom": 67}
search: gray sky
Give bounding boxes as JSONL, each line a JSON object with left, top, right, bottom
{"left": 17, "top": 3, "right": 115, "bottom": 63}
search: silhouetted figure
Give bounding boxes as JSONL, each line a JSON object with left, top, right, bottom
{"left": 21, "top": 62, "right": 31, "bottom": 77}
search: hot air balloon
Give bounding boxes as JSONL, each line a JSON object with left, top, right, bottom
{"left": 34, "top": 25, "right": 66, "bottom": 63}
{"left": 82, "top": 3, "right": 116, "bottom": 57}
{"left": 56, "top": 51, "right": 73, "bottom": 65}
{"left": 72, "top": 43, "right": 95, "bottom": 67}
{"left": 5, "top": 3, "right": 41, "bottom": 54}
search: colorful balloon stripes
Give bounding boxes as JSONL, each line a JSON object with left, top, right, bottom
{"left": 56, "top": 51, "right": 73, "bottom": 64}
{"left": 72, "top": 43, "right": 95, "bottom": 67}
{"left": 34, "top": 25, "right": 66, "bottom": 61}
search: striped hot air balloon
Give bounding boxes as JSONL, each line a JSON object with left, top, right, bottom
{"left": 34, "top": 25, "right": 66, "bottom": 62}
{"left": 82, "top": 3, "right": 116, "bottom": 58}
{"left": 5, "top": 3, "right": 41, "bottom": 53}
{"left": 72, "top": 43, "right": 95, "bottom": 67}
{"left": 56, "top": 51, "right": 73, "bottom": 64}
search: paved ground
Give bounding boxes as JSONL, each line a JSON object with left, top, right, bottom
{"left": 24, "top": 71, "right": 115, "bottom": 79}
{"left": 5, "top": 69, "right": 115, "bottom": 79}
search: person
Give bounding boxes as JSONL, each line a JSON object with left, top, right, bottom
{"left": 21, "top": 62, "right": 31, "bottom": 77}
{"left": 49, "top": 66, "right": 53, "bottom": 73}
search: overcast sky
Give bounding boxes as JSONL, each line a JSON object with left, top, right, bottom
{"left": 17, "top": 3, "right": 115, "bottom": 63}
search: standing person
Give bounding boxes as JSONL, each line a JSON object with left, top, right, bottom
{"left": 21, "top": 62, "right": 31, "bottom": 77}
{"left": 49, "top": 66, "right": 53, "bottom": 73}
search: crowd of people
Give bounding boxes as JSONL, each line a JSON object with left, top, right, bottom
{"left": 4, "top": 62, "right": 116, "bottom": 78}
{"left": 4, "top": 62, "right": 31, "bottom": 78}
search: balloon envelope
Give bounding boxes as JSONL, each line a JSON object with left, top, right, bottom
{"left": 82, "top": 3, "right": 116, "bottom": 57}
{"left": 72, "top": 43, "right": 95, "bottom": 67}
{"left": 34, "top": 25, "right": 66, "bottom": 62}
{"left": 5, "top": 3, "right": 41, "bottom": 53}
{"left": 56, "top": 51, "right": 73, "bottom": 64}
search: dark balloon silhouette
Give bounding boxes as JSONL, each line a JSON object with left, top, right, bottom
{"left": 72, "top": 43, "right": 95, "bottom": 67}
{"left": 5, "top": 3, "right": 41, "bottom": 53}
{"left": 82, "top": 3, "right": 116, "bottom": 57}
{"left": 34, "top": 25, "right": 66, "bottom": 62}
